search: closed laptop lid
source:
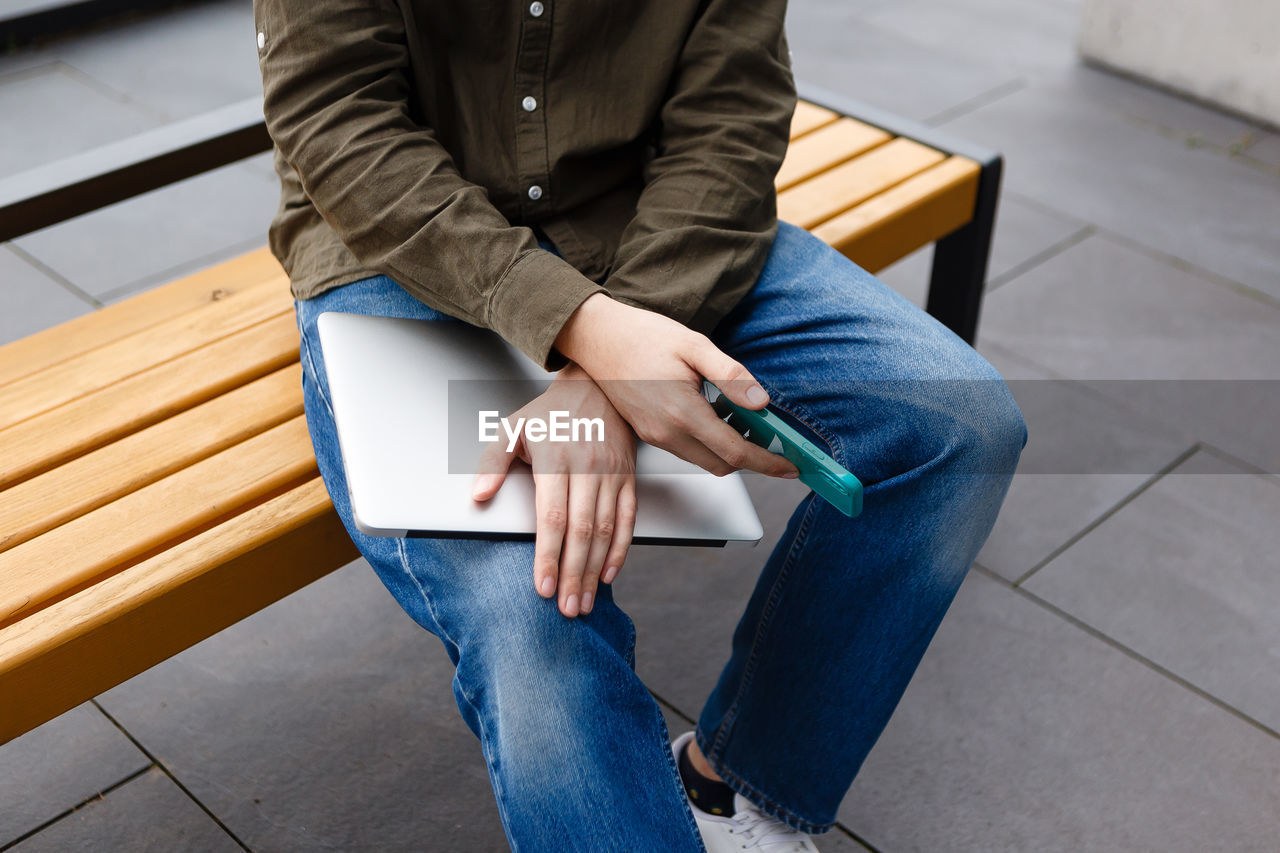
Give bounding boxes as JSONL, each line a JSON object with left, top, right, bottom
{"left": 316, "top": 311, "right": 763, "bottom": 545}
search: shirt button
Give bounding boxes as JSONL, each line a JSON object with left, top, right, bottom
{"left": 529, "top": 1, "right": 544, "bottom": 17}
{"left": 527, "top": 185, "right": 543, "bottom": 201}
{"left": 521, "top": 96, "right": 537, "bottom": 112}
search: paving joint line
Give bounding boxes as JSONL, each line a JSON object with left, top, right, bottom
{"left": 0, "top": 60, "right": 62, "bottom": 87}
{"left": 925, "top": 77, "right": 1027, "bottom": 128}
{"left": 53, "top": 60, "right": 173, "bottom": 124}
{"left": 1012, "top": 443, "right": 1200, "bottom": 586}
{"left": 3, "top": 242, "right": 102, "bottom": 308}
{"left": 973, "top": 561, "right": 1280, "bottom": 743}
{"left": 1000, "top": 189, "right": 1280, "bottom": 312}
{"left": 0, "top": 763, "right": 153, "bottom": 851}
{"left": 96, "top": 234, "right": 274, "bottom": 305}
{"left": 90, "top": 698, "right": 254, "bottom": 852}
{"left": 1094, "top": 229, "right": 1280, "bottom": 312}
{"left": 985, "top": 225, "right": 1096, "bottom": 292}
{"left": 1115, "top": 111, "right": 1280, "bottom": 179}
{"left": 1192, "top": 441, "right": 1280, "bottom": 481}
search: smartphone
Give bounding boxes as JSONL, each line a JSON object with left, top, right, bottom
{"left": 703, "top": 381, "right": 863, "bottom": 518}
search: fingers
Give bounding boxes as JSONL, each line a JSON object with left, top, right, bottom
{"left": 694, "top": 415, "right": 798, "bottom": 479}
{"left": 576, "top": 485, "right": 615, "bottom": 615}
{"left": 532, "top": 471, "right": 568, "bottom": 600}
{"left": 555, "top": 475, "right": 600, "bottom": 617}
{"left": 646, "top": 392, "right": 797, "bottom": 478}
{"left": 686, "top": 338, "right": 770, "bottom": 411}
{"left": 599, "top": 480, "right": 636, "bottom": 589}
{"left": 472, "top": 436, "right": 516, "bottom": 501}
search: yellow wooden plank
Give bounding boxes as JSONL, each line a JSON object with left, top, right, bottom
{"left": 0, "top": 277, "right": 291, "bottom": 431}
{"left": 0, "top": 477, "right": 356, "bottom": 744}
{"left": 790, "top": 101, "right": 838, "bottom": 139}
{"left": 777, "top": 137, "right": 947, "bottom": 231}
{"left": 811, "top": 156, "right": 981, "bottom": 273}
{"left": 0, "top": 247, "right": 282, "bottom": 388}
{"left": 776, "top": 117, "right": 892, "bottom": 192}
{"left": 0, "top": 365, "right": 304, "bottom": 555}
{"left": 0, "top": 311, "right": 298, "bottom": 491}
{"left": 0, "top": 416, "right": 317, "bottom": 626}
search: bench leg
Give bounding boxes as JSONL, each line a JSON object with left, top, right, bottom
{"left": 925, "top": 155, "right": 1003, "bottom": 346}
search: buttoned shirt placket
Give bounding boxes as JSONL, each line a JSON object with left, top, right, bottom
{"left": 515, "top": 1, "right": 553, "bottom": 220}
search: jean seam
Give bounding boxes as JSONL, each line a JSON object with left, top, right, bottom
{"left": 297, "top": 313, "right": 337, "bottom": 424}
{"left": 759, "top": 381, "right": 848, "bottom": 468}
{"left": 659, "top": 716, "right": 709, "bottom": 851}
{"left": 394, "top": 538, "right": 524, "bottom": 846}
{"left": 700, "top": 384, "right": 840, "bottom": 832}
{"left": 707, "top": 489, "right": 816, "bottom": 756}
{"left": 707, "top": 381, "right": 835, "bottom": 755}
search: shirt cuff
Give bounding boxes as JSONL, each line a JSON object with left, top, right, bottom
{"left": 488, "top": 248, "right": 607, "bottom": 370}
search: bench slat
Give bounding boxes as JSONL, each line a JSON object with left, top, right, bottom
{"left": 777, "top": 137, "right": 947, "bottom": 231}
{"left": 0, "top": 247, "right": 282, "bottom": 388}
{"left": 0, "top": 311, "right": 298, "bottom": 490}
{"left": 0, "top": 277, "right": 291, "bottom": 431}
{"left": 812, "top": 156, "right": 981, "bottom": 273}
{"left": 776, "top": 117, "right": 892, "bottom": 192}
{"left": 0, "top": 416, "right": 317, "bottom": 627}
{"left": 0, "top": 364, "right": 303, "bottom": 555}
{"left": 789, "top": 101, "right": 838, "bottom": 139}
{"left": 0, "top": 477, "right": 355, "bottom": 744}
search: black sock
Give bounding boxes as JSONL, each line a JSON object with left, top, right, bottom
{"left": 678, "top": 741, "right": 737, "bottom": 817}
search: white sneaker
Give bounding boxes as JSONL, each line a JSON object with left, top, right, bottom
{"left": 672, "top": 732, "right": 820, "bottom": 852}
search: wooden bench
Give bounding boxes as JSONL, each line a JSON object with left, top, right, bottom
{"left": 0, "top": 88, "right": 1001, "bottom": 744}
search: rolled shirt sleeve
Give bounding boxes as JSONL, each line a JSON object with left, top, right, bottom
{"left": 602, "top": 0, "right": 796, "bottom": 331}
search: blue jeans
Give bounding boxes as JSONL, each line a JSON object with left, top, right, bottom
{"left": 294, "top": 222, "right": 1025, "bottom": 851}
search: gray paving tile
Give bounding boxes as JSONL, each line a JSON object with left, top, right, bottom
{"left": 941, "top": 66, "right": 1280, "bottom": 300}
{"left": 0, "top": 246, "right": 92, "bottom": 345}
{"left": 98, "top": 560, "right": 511, "bottom": 852}
{"left": 0, "top": 704, "right": 150, "bottom": 844}
{"left": 840, "top": 571, "right": 1280, "bottom": 852}
{"left": 1070, "top": 61, "right": 1265, "bottom": 152}
{"left": 620, "top": 472, "right": 813, "bottom": 719}
{"left": 1025, "top": 451, "right": 1280, "bottom": 734}
{"left": 980, "top": 232, "right": 1280, "bottom": 379}
{"left": 863, "top": 0, "right": 1085, "bottom": 79}
{"left": 0, "top": 63, "right": 160, "bottom": 177}
{"left": 984, "top": 196, "right": 1091, "bottom": 287}
{"left": 1242, "top": 132, "right": 1280, "bottom": 171}
{"left": 9, "top": 768, "right": 240, "bottom": 853}
{"left": 979, "top": 234, "right": 1280, "bottom": 472}
{"left": 57, "top": 0, "right": 263, "bottom": 121}
{"left": 973, "top": 344, "right": 1194, "bottom": 582}
{"left": 786, "top": 2, "right": 1020, "bottom": 123}
{"left": 13, "top": 154, "right": 278, "bottom": 300}
{"left": 876, "top": 194, "right": 1091, "bottom": 307}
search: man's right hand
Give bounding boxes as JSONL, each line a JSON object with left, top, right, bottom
{"left": 554, "top": 294, "right": 799, "bottom": 480}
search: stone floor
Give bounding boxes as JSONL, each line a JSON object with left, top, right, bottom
{"left": 2, "top": 0, "right": 1278, "bottom": 850}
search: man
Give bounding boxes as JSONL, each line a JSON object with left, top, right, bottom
{"left": 255, "top": 1, "right": 1026, "bottom": 850}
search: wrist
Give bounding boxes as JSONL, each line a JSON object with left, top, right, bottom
{"left": 553, "top": 292, "right": 618, "bottom": 367}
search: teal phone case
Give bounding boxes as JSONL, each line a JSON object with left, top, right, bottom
{"left": 703, "top": 381, "right": 863, "bottom": 518}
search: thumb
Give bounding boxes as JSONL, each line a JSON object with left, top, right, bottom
{"left": 473, "top": 437, "right": 518, "bottom": 501}
{"left": 688, "top": 340, "right": 771, "bottom": 411}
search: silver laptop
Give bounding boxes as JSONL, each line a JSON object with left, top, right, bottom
{"left": 316, "top": 312, "right": 763, "bottom": 545}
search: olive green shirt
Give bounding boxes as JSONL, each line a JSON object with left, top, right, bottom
{"left": 254, "top": 0, "right": 795, "bottom": 368}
